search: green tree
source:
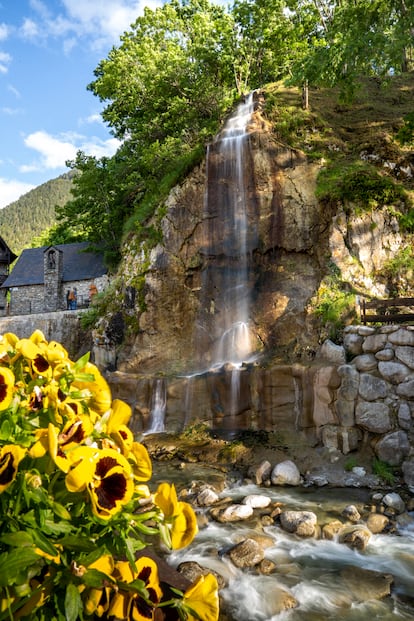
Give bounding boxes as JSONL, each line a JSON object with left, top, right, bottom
{"left": 288, "top": 0, "right": 414, "bottom": 97}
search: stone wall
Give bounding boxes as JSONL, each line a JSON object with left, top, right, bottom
{"left": 0, "top": 310, "right": 91, "bottom": 360}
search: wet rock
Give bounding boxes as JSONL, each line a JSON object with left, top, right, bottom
{"left": 341, "top": 504, "right": 361, "bottom": 523}
{"left": 177, "top": 560, "right": 226, "bottom": 589}
{"left": 257, "top": 558, "right": 277, "bottom": 574}
{"left": 366, "top": 513, "right": 389, "bottom": 534}
{"left": 247, "top": 459, "right": 272, "bottom": 485}
{"left": 321, "top": 519, "right": 343, "bottom": 540}
{"left": 382, "top": 492, "right": 405, "bottom": 514}
{"left": 340, "top": 566, "right": 393, "bottom": 601}
{"left": 211, "top": 503, "right": 254, "bottom": 523}
{"left": 339, "top": 525, "right": 371, "bottom": 550}
{"left": 242, "top": 494, "right": 271, "bottom": 509}
{"left": 271, "top": 460, "right": 301, "bottom": 486}
{"left": 261, "top": 584, "right": 298, "bottom": 616}
{"left": 227, "top": 538, "right": 265, "bottom": 568}
{"left": 196, "top": 487, "right": 220, "bottom": 506}
{"left": 279, "top": 510, "right": 317, "bottom": 537}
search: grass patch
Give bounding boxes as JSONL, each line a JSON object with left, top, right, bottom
{"left": 372, "top": 458, "right": 396, "bottom": 485}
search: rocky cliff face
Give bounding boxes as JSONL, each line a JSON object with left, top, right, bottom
{"left": 105, "top": 91, "right": 410, "bottom": 374}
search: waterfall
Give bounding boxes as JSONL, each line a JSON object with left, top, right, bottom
{"left": 196, "top": 92, "right": 258, "bottom": 372}
{"left": 146, "top": 378, "right": 166, "bottom": 433}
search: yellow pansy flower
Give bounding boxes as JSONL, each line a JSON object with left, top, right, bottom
{"left": 154, "top": 483, "right": 198, "bottom": 549}
{"left": 72, "top": 362, "right": 112, "bottom": 415}
{"left": 128, "top": 442, "right": 152, "bottom": 481}
{"left": 0, "top": 444, "right": 26, "bottom": 493}
{"left": 182, "top": 574, "right": 219, "bottom": 621}
{"left": 109, "top": 556, "right": 162, "bottom": 621}
{"left": 0, "top": 366, "right": 15, "bottom": 411}
{"left": 82, "top": 554, "right": 115, "bottom": 617}
{"left": 65, "top": 447, "right": 134, "bottom": 520}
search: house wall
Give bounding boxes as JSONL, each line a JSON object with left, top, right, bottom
{"left": 9, "top": 275, "right": 108, "bottom": 316}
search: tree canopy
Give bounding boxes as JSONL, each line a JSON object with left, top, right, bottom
{"left": 55, "top": 0, "right": 413, "bottom": 267}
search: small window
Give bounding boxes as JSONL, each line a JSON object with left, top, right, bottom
{"left": 48, "top": 250, "right": 56, "bottom": 269}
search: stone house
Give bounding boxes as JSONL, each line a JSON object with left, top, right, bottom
{"left": 1, "top": 242, "right": 108, "bottom": 316}
{"left": 0, "top": 236, "right": 17, "bottom": 313}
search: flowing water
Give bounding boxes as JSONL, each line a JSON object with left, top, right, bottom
{"left": 165, "top": 482, "right": 414, "bottom": 621}
{"left": 195, "top": 92, "right": 258, "bottom": 374}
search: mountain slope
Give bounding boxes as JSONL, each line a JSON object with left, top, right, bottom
{"left": 0, "top": 172, "right": 74, "bottom": 256}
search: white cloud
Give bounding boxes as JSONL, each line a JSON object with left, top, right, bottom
{"left": 0, "top": 23, "right": 9, "bottom": 41}
{"left": 7, "top": 84, "right": 21, "bottom": 99}
{"left": 21, "top": 130, "right": 121, "bottom": 172}
{"left": 20, "top": 18, "right": 40, "bottom": 40}
{"left": 0, "top": 177, "right": 35, "bottom": 209}
{"left": 0, "top": 50, "right": 11, "bottom": 73}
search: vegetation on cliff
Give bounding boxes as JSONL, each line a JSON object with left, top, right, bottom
{"left": 49, "top": 0, "right": 413, "bottom": 269}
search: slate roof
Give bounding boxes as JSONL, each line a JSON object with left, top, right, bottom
{"left": 1, "top": 242, "right": 107, "bottom": 288}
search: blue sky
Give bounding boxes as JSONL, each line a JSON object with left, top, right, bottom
{"left": 0, "top": 0, "right": 162, "bottom": 209}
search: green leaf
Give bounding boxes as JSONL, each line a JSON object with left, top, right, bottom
{"left": 64, "top": 583, "right": 83, "bottom": 621}
{"left": 0, "top": 549, "right": 41, "bottom": 586}
{"left": 30, "top": 529, "right": 60, "bottom": 558}
{"left": 51, "top": 501, "right": 72, "bottom": 521}
{"left": 0, "top": 531, "right": 34, "bottom": 547}
{"left": 82, "top": 568, "right": 114, "bottom": 589}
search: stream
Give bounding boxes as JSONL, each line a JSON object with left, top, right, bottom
{"left": 152, "top": 464, "right": 414, "bottom": 621}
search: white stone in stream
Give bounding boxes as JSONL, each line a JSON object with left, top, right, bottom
{"left": 271, "top": 460, "right": 301, "bottom": 486}
{"left": 382, "top": 492, "right": 405, "bottom": 514}
{"left": 196, "top": 487, "right": 220, "bottom": 506}
{"left": 242, "top": 494, "right": 271, "bottom": 508}
{"left": 218, "top": 504, "right": 254, "bottom": 522}
{"left": 279, "top": 510, "right": 317, "bottom": 537}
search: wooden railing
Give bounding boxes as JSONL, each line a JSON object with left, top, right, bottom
{"left": 360, "top": 297, "right": 414, "bottom": 324}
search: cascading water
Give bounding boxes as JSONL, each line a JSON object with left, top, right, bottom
{"left": 191, "top": 93, "right": 259, "bottom": 423}
{"left": 146, "top": 378, "right": 166, "bottom": 433}
{"left": 196, "top": 92, "right": 258, "bottom": 371}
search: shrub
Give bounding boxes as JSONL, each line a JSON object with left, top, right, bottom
{"left": 0, "top": 330, "right": 219, "bottom": 621}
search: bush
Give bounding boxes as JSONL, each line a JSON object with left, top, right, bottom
{"left": 0, "top": 331, "right": 218, "bottom": 620}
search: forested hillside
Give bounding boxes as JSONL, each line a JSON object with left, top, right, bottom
{"left": 0, "top": 172, "right": 74, "bottom": 256}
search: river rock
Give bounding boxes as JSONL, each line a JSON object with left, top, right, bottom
{"left": 248, "top": 459, "right": 272, "bottom": 485}
{"left": 341, "top": 566, "right": 393, "bottom": 601}
{"left": 257, "top": 558, "right": 277, "bottom": 574}
{"left": 196, "top": 487, "right": 220, "bottom": 506}
{"left": 338, "top": 525, "right": 371, "bottom": 550}
{"left": 383, "top": 492, "right": 405, "bottom": 514}
{"left": 322, "top": 519, "right": 343, "bottom": 540}
{"left": 212, "top": 503, "right": 254, "bottom": 522}
{"left": 271, "top": 460, "right": 301, "bottom": 486}
{"left": 177, "top": 561, "right": 227, "bottom": 589}
{"left": 375, "top": 347, "right": 395, "bottom": 361}
{"left": 227, "top": 538, "right": 265, "bottom": 568}
{"left": 366, "top": 512, "right": 389, "bottom": 534}
{"left": 261, "top": 584, "right": 298, "bottom": 617}
{"left": 242, "top": 494, "right": 271, "bottom": 508}
{"left": 355, "top": 401, "right": 391, "bottom": 433}
{"left": 374, "top": 430, "right": 410, "bottom": 466}
{"left": 341, "top": 504, "right": 361, "bottom": 523}
{"left": 279, "top": 510, "right": 317, "bottom": 537}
